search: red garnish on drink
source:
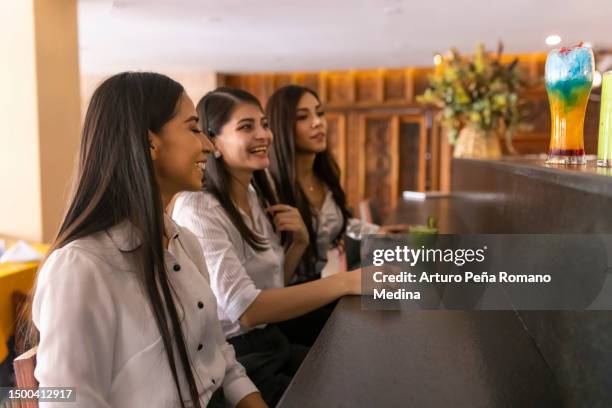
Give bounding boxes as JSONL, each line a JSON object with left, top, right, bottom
{"left": 559, "top": 42, "right": 584, "bottom": 55}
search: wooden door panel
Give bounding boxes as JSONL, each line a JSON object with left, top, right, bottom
{"left": 326, "top": 113, "right": 347, "bottom": 188}
{"left": 398, "top": 115, "right": 427, "bottom": 193}
{"left": 359, "top": 114, "right": 399, "bottom": 220}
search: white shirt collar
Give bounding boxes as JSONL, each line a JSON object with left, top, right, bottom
{"left": 105, "top": 213, "right": 180, "bottom": 252}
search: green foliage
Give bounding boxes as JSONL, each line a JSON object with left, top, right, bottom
{"left": 417, "top": 43, "right": 529, "bottom": 143}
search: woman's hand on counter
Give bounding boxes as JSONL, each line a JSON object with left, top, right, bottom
{"left": 342, "top": 265, "right": 402, "bottom": 296}
{"left": 337, "top": 267, "right": 363, "bottom": 296}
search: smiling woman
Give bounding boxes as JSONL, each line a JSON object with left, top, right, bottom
{"left": 195, "top": 87, "right": 281, "bottom": 251}
{"left": 266, "top": 85, "right": 408, "bottom": 285}
{"left": 26, "top": 73, "right": 266, "bottom": 408}
{"left": 149, "top": 93, "right": 209, "bottom": 201}
{"left": 171, "top": 86, "right": 364, "bottom": 405}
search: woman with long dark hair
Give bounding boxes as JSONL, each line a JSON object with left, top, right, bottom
{"left": 171, "top": 87, "right": 362, "bottom": 405}
{"left": 30, "top": 73, "right": 265, "bottom": 408}
{"left": 266, "top": 85, "right": 407, "bottom": 285}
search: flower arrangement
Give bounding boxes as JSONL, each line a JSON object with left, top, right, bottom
{"left": 417, "top": 43, "right": 529, "bottom": 145}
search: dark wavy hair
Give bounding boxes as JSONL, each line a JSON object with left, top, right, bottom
{"left": 266, "top": 85, "right": 351, "bottom": 282}
{"left": 197, "top": 86, "right": 280, "bottom": 251}
{"left": 27, "top": 72, "right": 203, "bottom": 408}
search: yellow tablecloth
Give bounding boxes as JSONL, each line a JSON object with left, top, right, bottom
{"left": 0, "top": 243, "right": 49, "bottom": 362}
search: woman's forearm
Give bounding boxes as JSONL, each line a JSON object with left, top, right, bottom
{"left": 239, "top": 272, "right": 354, "bottom": 328}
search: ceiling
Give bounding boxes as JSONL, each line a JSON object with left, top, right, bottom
{"left": 78, "top": 0, "right": 612, "bottom": 74}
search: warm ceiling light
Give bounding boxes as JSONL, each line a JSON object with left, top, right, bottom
{"left": 545, "top": 35, "right": 562, "bottom": 46}
{"left": 433, "top": 54, "right": 443, "bottom": 66}
{"left": 593, "top": 71, "right": 603, "bottom": 88}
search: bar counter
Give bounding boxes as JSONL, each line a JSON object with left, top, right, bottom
{"left": 278, "top": 157, "right": 612, "bottom": 408}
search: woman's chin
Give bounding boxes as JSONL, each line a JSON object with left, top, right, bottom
{"left": 251, "top": 157, "right": 270, "bottom": 170}
{"left": 188, "top": 177, "right": 204, "bottom": 191}
{"left": 301, "top": 143, "right": 326, "bottom": 154}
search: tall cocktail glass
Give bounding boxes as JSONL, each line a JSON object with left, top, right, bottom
{"left": 545, "top": 44, "right": 594, "bottom": 165}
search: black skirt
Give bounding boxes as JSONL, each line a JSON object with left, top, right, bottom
{"left": 227, "top": 325, "right": 308, "bottom": 407}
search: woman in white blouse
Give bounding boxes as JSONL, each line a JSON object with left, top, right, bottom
{"left": 172, "top": 87, "right": 362, "bottom": 405}
{"left": 266, "top": 85, "right": 407, "bottom": 284}
{"left": 30, "top": 73, "right": 266, "bottom": 408}
{"left": 264, "top": 85, "right": 407, "bottom": 347}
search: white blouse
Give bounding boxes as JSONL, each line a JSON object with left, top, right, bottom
{"left": 315, "top": 190, "right": 379, "bottom": 276}
{"left": 172, "top": 187, "right": 284, "bottom": 338}
{"left": 32, "top": 215, "right": 257, "bottom": 408}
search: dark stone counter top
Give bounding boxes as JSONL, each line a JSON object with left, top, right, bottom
{"left": 278, "top": 297, "right": 561, "bottom": 408}
{"left": 458, "top": 156, "right": 612, "bottom": 198}
{"left": 278, "top": 157, "right": 612, "bottom": 407}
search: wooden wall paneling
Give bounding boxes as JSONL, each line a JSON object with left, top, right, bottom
{"left": 345, "top": 111, "right": 362, "bottom": 210}
{"left": 326, "top": 71, "right": 355, "bottom": 106}
{"left": 501, "top": 53, "right": 546, "bottom": 86}
{"left": 412, "top": 68, "right": 433, "bottom": 103}
{"left": 357, "top": 114, "right": 367, "bottom": 201}
{"left": 384, "top": 69, "right": 404, "bottom": 102}
{"left": 293, "top": 73, "right": 326, "bottom": 102}
{"left": 398, "top": 114, "right": 427, "bottom": 192}
{"left": 510, "top": 131, "right": 550, "bottom": 154}
{"left": 290, "top": 73, "right": 304, "bottom": 88}
{"left": 325, "top": 113, "right": 347, "bottom": 188}
{"left": 417, "top": 115, "right": 427, "bottom": 192}
{"left": 514, "top": 91, "right": 549, "bottom": 154}
{"left": 527, "top": 54, "right": 545, "bottom": 84}
{"left": 237, "top": 75, "right": 249, "bottom": 91}
{"left": 264, "top": 74, "right": 277, "bottom": 103}
{"left": 359, "top": 114, "right": 399, "bottom": 219}
{"left": 245, "top": 74, "right": 276, "bottom": 105}
{"left": 390, "top": 116, "right": 400, "bottom": 207}
{"left": 217, "top": 74, "right": 244, "bottom": 89}
{"left": 534, "top": 55, "right": 546, "bottom": 82}
{"left": 274, "top": 73, "right": 294, "bottom": 90}
{"left": 244, "top": 75, "right": 260, "bottom": 103}
{"left": 583, "top": 94, "right": 600, "bottom": 154}
{"left": 404, "top": 68, "right": 415, "bottom": 103}
{"left": 317, "top": 72, "right": 328, "bottom": 102}
{"left": 303, "top": 73, "right": 320, "bottom": 97}
{"left": 216, "top": 73, "right": 228, "bottom": 87}
{"left": 356, "top": 70, "right": 384, "bottom": 104}
{"left": 439, "top": 128, "right": 453, "bottom": 193}
{"left": 384, "top": 68, "right": 413, "bottom": 103}
{"left": 429, "top": 112, "right": 441, "bottom": 191}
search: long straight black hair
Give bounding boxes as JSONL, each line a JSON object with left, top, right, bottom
{"left": 197, "top": 86, "right": 280, "bottom": 251}
{"left": 29, "top": 72, "right": 202, "bottom": 408}
{"left": 266, "top": 85, "right": 351, "bottom": 282}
